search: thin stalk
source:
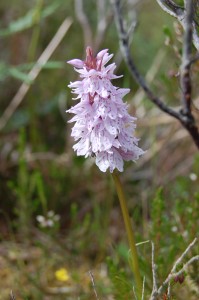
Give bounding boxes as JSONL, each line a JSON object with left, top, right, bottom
{"left": 111, "top": 170, "right": 142, "bottom": 299}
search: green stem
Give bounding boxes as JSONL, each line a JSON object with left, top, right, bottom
{"left": 112, "top": 170, "right": 142, "bottom": 299}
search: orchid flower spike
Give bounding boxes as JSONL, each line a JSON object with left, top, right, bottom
{"left": 67, "top": 47, "right": 144, "bottom": 172}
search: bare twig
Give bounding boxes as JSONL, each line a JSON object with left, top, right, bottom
{"left": 179, "top": 0, "right": 199, "bottom": 148}
{"left": 192, "top": 22, "right": 199, "bottom": 50}
{"left": 10, "top": 291, "right": 16, "bottom": 300}
{"left": 112, "top": 0, "right": 181, "bottom": 119}
{"left": 74, "top": 0, "right": 113, "bottom": 52}
{"left": 95, "top": 0, "right": 108, "bottom": 50}
{"left": 180, "top": 1, "right": 193, "bottom": 116}
{"left": 167, "top": 281, "right": 171, "bottom": 299}
{"left": 88, "top": 271, "right": 100, "bottom": 300}
{"left": 170, "top": 237, "right": 197, "bottom": 274}
{"left": 156, "top": 0, "right": 184, "bottom": 18}
{"left": 156, "top": 0, "right": 199, "bottom": 50}
{"left": 151, "top": 242, "right": 158, "bottom": 299}
{"left": 149, "top": 238, "right": 198, "bottom": 300}
{"left": 0, "top": 18, "right": 72, "bottom": 131}
{"left": 132, "top": 285, "right": 138, "bottom": 300}
{"left": 158, "top": 255, "right": 199, "bottom": 295}
{"left": 112, "top": 0, "right": 199, "bottom": 149}
{"left": 141, "top": 276, "right": 145, "bottom": 300}
{"left": 96, "top": 0, "right": 106, "bottom": 34}
{"left": 158, "top": 238, "right": 198, "bottom": 296}
{"left": 74, "top": 0, "right": 93, "bottom": 48}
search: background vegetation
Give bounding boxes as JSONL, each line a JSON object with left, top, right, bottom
{"left": 0, "top": 0, "right": 198, "bottom": 299}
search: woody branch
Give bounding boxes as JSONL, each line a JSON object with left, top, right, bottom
{"left": 112, "top": 0, "right": 199, "bottom": 149}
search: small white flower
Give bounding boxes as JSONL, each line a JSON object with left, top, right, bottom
{"left": 171, "top": 226, "right": 178, "bottom": 233}
{"left": 189, "top": 173, "right": 197, "bottom": 181}
{"left": 36, "top": 215, "right": 45, "bottom": 223}
{"left": 47, "top": 210, "right": 55, "bottom": 218}
{"left": 36, "top": 211, "right": 60, "bottom": 228}
{"left": 47, "top": 219, "right": 54, "bottom": 227}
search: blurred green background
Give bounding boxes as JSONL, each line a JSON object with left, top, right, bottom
{"left": 0, "top": 0, "right": 198, "bottom": 299}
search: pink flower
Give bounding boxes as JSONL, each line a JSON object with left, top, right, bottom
{"left": 67, "top": 47, "right": 144, "bottom": 172}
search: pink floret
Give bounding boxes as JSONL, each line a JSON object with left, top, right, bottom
{"left": 67, "top": 47, "right": 144, "bottom": 172}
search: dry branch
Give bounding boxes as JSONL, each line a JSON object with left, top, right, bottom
{"left": 111, "top": 0, "right": 199, "bottom": 149}
{"left": 150, "top": 238, "right": 198, "bottom": 300}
